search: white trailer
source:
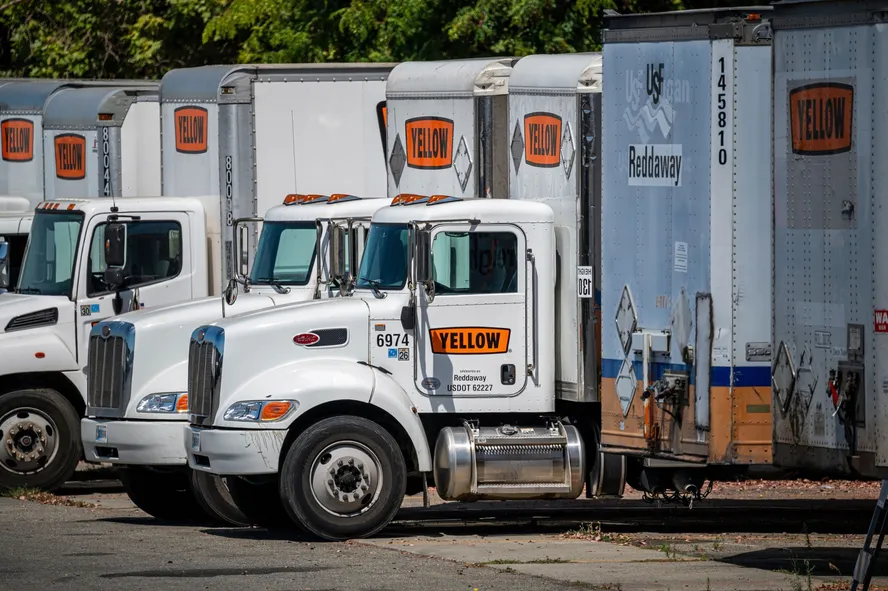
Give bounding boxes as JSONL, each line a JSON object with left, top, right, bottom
{"left": 160, "top": 64, "right": 393, "bottom": 290}
{"left": 180, "top": 54, "right": 614, "bottom": 539}
{"left": 596, "top": 8, "right": 774, "bottom": 501}
{"left": 42, "top": 85, "right": 161, "bottom": 200}
{"left": 385, "top": 58, "right": 515, "bottom": 199}
{"left": 769, "top": 0, "right": 888, "bottom": 479}
{"left": 76, "top": 64, "right": 396, "bottom": 520}
{"left": 0, "top": 80, "right": 155, "bottom": 206}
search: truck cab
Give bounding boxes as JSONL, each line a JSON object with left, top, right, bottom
{"left": 80, "top": 193, "right": 386, "bottom": 524}
{"left": 185, "top": 194, "right": 581, "bottom": 540}
{"left": 0, "top": 196, "right": 32, "bottom": 294}
{"left": 0, "top": 196, "right": 217, "bottom": 491}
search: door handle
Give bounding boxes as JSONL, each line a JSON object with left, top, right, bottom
{"left": 527, "top": 249, "right": 537, "bottom": 378}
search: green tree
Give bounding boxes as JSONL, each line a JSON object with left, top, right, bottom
{"left": 0, "top": 0, "right": 239, "bottom": 79}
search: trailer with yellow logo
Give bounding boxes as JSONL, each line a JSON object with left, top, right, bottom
{"left": 769, "top": 0, "right": 888, "bottom": 480}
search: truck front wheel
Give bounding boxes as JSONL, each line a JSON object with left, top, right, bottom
{"left": 119, "top": 467, "right": 205, "bottom": 522}
{"left": 189, "top": 470, "right": 254, "bottom": 527}
{"left": 280, "top": 416, "right": 406, "bottom": 541}
{"left": 0, "top": 389, "right": 81, "bottom": 492}
{"left": 226, "top": 476, "right": 290, "bottom": 528}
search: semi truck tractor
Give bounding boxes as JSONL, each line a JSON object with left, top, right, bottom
{"left": 81, "top": 193, "right": 388, "bottom": 524}
{"left": 598, "top": 7, "right": 775, "bottom": 502}
{"left": 2, "top": 63, "right": 393, "bottom": 493}
{"left": 769, "top": 0, "right": 888, "bottom": 479}
{"left": 77, "top": 63, "right": 394, "bottom": 519}
{"left": 181, "top": 54, "right": 614, "bottom": 540}
{"left": 0, "top": 195, "right": 221, "bottom": 491}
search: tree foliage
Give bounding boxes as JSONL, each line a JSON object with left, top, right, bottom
{"left": 0, "top": 0, "right": 770, "bottom": 79}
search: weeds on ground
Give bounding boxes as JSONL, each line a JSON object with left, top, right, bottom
{"left": 562, "top": 521, "right": 635, "bottom": 546}
{"left": 712, "top": 538, "right": 723, "bottom": 551}
{"left": 479, "top": 557, "right": 571, "bottom": 566}
{"left": 570, "top": 582, "right": 623, "bottom": 590}
{"left": 0, "top": 487, "right": 95, "bottom": 508}
{"left": 788, "top": 555, "right": 814, "bottom": 591}
{"left": 657, "top": 542, "right": 680, "bottom": 560}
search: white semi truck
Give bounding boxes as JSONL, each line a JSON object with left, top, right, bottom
{"left": 182, "top": 53, "right": 615, "bottom": 540}
{"left": 78, "top": 63, "right": 394, "bottom": 521}
{"left": 597, "top": 8, "right": 775, "bottom": 501}
{"left": 1, "top": 64, "right": 393, "bottom": 493}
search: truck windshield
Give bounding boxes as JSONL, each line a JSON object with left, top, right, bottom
{"left": 356, "top": 223, "right": 409, "bottom": 291}
{"left": 250, "top": 221, "right": 317, "bottom": 286}
{"left": 17, "top": 211, "right": 84, "bottom": 297}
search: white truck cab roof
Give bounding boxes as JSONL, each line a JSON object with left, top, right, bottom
{"left": 372, "top": 194, "right": 554, "bottom": 226}
{"left": 263, "top": 193, "right": 388, "bottom": 223}
{"left": 35, "top": 196, "right": 209, "bottom": 218}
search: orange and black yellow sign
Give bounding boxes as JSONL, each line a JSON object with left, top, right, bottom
{"left": 1, "top": 118, "right": 34, "bottom": 162}
{"left": 524, "top": 112, "right": 561, "bottom": 167}
{"left": 54, "top": 134, "right": 86, "bottom": 180}
{"left": 406, "top": 117, "right": 453, "bottom": 169}
{"left": 430, "top": 327, "right": 510, "bottom": 355}
{"left": 790, "top": 82, "right": 853, "bottom": 155}
{"left": 174, "top": 106, "right": 208, "bottom": 154}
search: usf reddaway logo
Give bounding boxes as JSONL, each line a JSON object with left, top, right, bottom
{"left": 623, "top": 63, "right": 691, "bottom": 143}
{"left": 624, "top": 62, "right": 689, "bottom": 188}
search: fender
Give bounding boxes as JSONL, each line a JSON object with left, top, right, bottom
{"left": 368, "top": 369, "right": 432, "bottom": 472}
{"left": 217, "top": 359, "right": 375, "bottom": 429}
{"left": 0, "top": 325, "right": 78, "bottom": 377}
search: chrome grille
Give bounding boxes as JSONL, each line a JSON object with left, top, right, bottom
{"left": 188, "top": 339, "right": 218, "bottom": 417}
{"left": 88, "top": 335, "right": 128, "bottom": 409}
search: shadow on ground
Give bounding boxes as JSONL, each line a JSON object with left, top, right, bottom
{"left": 723, "top": 546, "right": 888, "bottom": 578}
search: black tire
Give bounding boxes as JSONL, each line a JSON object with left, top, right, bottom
{"left": 119, "top": 467, "right": 205, "bottom": 522}
{"left": 189, "top": 470, "right": 254, "bottom": 527}
{"left": 0, "top": 389, "right": 81, "bottom": 492}
{"left": 226, "top": 476, "right": 291, "bottom": 528}
{"left": 279, "top": 416, "right": 406, "bottom": 541}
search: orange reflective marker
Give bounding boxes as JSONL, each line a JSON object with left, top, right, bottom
{"left": 260, "top": 401, "right": 292, "bottom": 421}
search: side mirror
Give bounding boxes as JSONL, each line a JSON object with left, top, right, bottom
{"left": 331, "top": 224, "right": 347, "bottom": 282}
{"left": 104, "top": 267, "right": 126, "bottom": 290}
{"left": 233, "top": 217, "right": 263, "bottom": 283}
{"left": 400, "top": 305, "right": 415, "bottom": 331}
{"left": 104, "top": 223, "right": 127, "bottom": 268}
{"left": 0, "top": 242, "right": 8, "bottom": 265}
{"left": 414, "top": 229, "right": 432, "bottom": 284}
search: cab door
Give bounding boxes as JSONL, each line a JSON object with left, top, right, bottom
{"left": 415, "top": 223, "right": 527, "bottom": 397}
{"left": 75, "top": 213, "right": 193, "bottom": 364}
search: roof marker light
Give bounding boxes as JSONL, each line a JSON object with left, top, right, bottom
{"left": 328, "top": 193, "right": 362, "bottom": 204}
{"left": 391, "top": 193, "right": 429, "bottom": 206}
{"left": 427, "top": 195, "right": 462, "bottom": 206}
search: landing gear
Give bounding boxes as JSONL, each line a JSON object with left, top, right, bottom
{"left": 279, "top": 416, "right": 405, "bottom": 541}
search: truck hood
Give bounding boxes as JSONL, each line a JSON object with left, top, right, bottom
{"left": 208, "top": 298, "right": 372, "bottom": 419}
{"left": 91, "top": 293, "right": 278, "bottom": 418}
{"left": 0, "top": 293, "right": 73, "bottom": 334}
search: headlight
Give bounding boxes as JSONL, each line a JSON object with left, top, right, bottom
{"left": 137, "top": 393, "right": 188, "bottom": 414}
{"left": 223, "top": 400, "right": 297, "bottom": 422}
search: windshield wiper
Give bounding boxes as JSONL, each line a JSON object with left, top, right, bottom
{"left": 253, "top": 277, "right": 291, "bottom": 295}
{"left": 16, "top": 287, "right": 41, "bottom": 294}
{"left": 359, "top": 277, "right": 387, "bottom": 299}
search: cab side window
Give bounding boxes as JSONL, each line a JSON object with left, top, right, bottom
{"left": 87, "top": 221, "right": 183, "bottom": 297}
{"left": 431, "top": 230, "right": 518, "bottom": 295}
